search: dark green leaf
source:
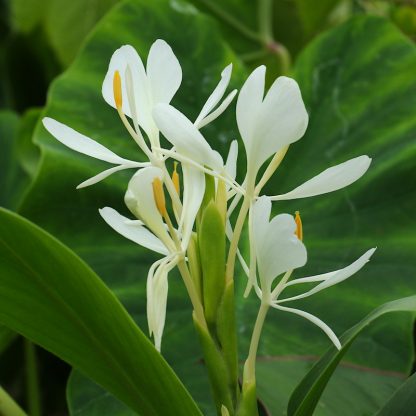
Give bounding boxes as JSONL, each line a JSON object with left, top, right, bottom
{"left": 375, "top": 372, "right": 416, "bottom": 416}
{"left": 0, "top": 208, "right": 202, "bottom": 416}
{"left": 287, "top": 296, "right": 416, "bottom": 416}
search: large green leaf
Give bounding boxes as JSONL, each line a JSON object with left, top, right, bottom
{"left": 375, "top": 371, "right": 416, "bottom": 416}
{"left": 16, "top": 0, "right": 416, "bottom": 414}
{"left": 10, "top": 0, "right": 120, "bottom": 66}
{"left": 0, "top": 208, "right": 202, "bottom": 416}
{"left": 287, "top": 296, "right": 416, "bottom": 416}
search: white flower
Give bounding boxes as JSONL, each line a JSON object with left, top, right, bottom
{"left": 251, "top": 196, "right": 376, "bottom": 349}
{"left": 233, "top": 67, "right": 372, "bottom": 296}
{"left": 236, "top": 67, "right": 308, "bottom": 191}
{"left": 102, "top": 39, "right": 182, "bottom": 146}
{"left": 99, "top": 166, "right": 203, "bottom": 350}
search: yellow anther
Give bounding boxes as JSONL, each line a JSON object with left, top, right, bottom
{"left": 113, "top": 70, "right": 122, "bottom": 110}
{"left": 172, "top": 162, "right": 180, "bottom": 197}
{"left": 295, "top": 211, "right": 303, "bottom": 241}
{"left": 152, "top": 178, "right": 167, "bottom": 216}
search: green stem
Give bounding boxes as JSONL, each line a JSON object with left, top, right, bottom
{"left": 24, "top": 340, "right": 41, "bottom": 416}
{"left": 225, "top": 196, "right": 250, "bottom": 284}
{"left": 258, "top": 0, "right": 274, "bottom": 42}
{"left": 196, "top": 0, "right": 262, "bottom": 42}
{"left": 243, "top": 302, "right": 269, "bottom": 386}
{"left": 239, "top": 50, "right": 269, "bottom": 63}
{"left": 0, "top": 386, "right": 27, "bottom": 416}
{"left": 177, "top": 259, "right": 207, "bottom": 330}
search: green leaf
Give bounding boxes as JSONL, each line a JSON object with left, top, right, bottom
{"left": 375, "top": 372, "right": 416, "bottom": 416}
{"left": 0, "top": 108, "right": 41, "bottom": 210}
{"left": 0, "top": 208, "right": 202, "bottom": 416}
{"left": 10, "top": 0, "right": 120, "bottom": 66}
{"left": 287, "top": 296, "right": 416, "bottom": 416}
{"left": 0, "top": 110, "right": 21, "bottom": 208}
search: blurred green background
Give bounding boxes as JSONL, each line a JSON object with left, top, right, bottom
{"left": 1, "top": 0, "right": 416, "bottom": 415}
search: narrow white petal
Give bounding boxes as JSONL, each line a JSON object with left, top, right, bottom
{"left": 147, "top": 39, "right": 182, "bottom": 105}
{"left": 278, "top": 248, "right": 376, "bottom": 303}
{"left": 99, "top": 207, "right": 169, "bottom": 255}
{"left": 196, "top": 90, "right": 237, "bottom": 129}
{"left": 272, "top": 303, "right": 341, "bottom": 349}
{"left": 271, "top": 156, "right": 372, "bottom": 201}
{"left": 149, "top": 256, "right": 178, "bottom": 351}
{"left": 153, "top": 104, "right": 223, "bottom": 171}
{"left": 43, "top": 118, "right": 132, "bottom": 165}
{"left": 195, "top": 64, "right": 233, "bottom": 126}
{"left": 253, "top": 76, "right": 308, "bottom": 173}
{"left": 124, "top": 167, "right": 174, "bottom": 251}
{"left": 77, "top": 163, "right": 149, "bottom": 189}
{"left": 236, "top": 66, "right": 265, "bottom": 152}
{"left": 225, "top": 219, "right": 249, "bottom": 277}
{"left": 180, "top": 165, "right": 205, "bottom": 250}
{"left": 146, "top": 257, "right": 169, "bottom": 337}
{"left": 225, "top": 140, "right": 238, "bottom": 188}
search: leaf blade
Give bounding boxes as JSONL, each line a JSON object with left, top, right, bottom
{"left": 0, "top": 208, "right": 202, "bottom": 416}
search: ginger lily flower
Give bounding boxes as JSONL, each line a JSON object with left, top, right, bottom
{"left": 99, "top": 166, "right": 203, "bottom": 350}
{"left": 236, "top": 66, "right": 308, "bottom": 193}
{"left": 251, "top": 197, "right": 376, "bottom": 349}
{"left": 102, "top": 39, "right": 182, "bottom": 148}
{"left": 42, "top": 40, "right": 183, "bottom": 191}
{"left": 232, "top": 66, "right": 372, "bottom": 295}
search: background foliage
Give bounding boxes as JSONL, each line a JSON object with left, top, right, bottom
{"left": 0, "top": 0, "right": 415, "bottom": 415}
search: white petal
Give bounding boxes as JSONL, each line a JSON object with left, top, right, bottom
{"left": 195, "top": 64, "right": 233, "bottom": 126}
{"left": 224, "top": 140, "right": 238, "bottom": 184}
{"left": 272, "top": 303, "right": 341, "bottom": 349}
{"left": 42, "top": 118, "right": 132, "bottom": 165}
{"left": 153, "top": 103, "right": 223, "bottom": 171}
{"left": 253, "top": 76, "right": 308, "bottom": 173}
{"left": 124, "top": 167, "right": 174, "bottom": 250}
{"left": 102, "top": 45, "right": 150, "bottom": 124}
{"left": 279, "top": 248, "right": 376, "bottom": 303}
{"left": 196, "top": 90, "right": 237, "bottom": 129}
{"left": 180, "top": 165, "right": 205, "bottom": 250}
{"left": 252, "top": 197, "right": 307, "bottom": 289}
{"left": 236, "top": 66, "right": 265, "bottom": 153}
{"left": 147, "top": 256, "right": 177, "bottom": 351}
{"left": 147, "top": 39, "right": 182, "bottom": 105}
{"left": 225, "top": 219, "right": 249, "bottom": 277}
{"left": 77, "top": 163, "right": 149, "bottom": 189}
{"left": 99, "top": 207, "right": 169, "bottom": 255}
{"left": 271, "top": 156, "right": 372, "bottom": 201}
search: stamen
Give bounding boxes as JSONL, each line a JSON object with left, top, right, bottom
{"left": 295, "top": 211, "right": 303, "bottom": 241}
{"left": 152, "top": 178, "right": 167, "bottom": 216}
{"left": 172, "top": 162, "right": 180, "bottom": 197}
{"left": 113, "top": 70, "right": 122, "bottom": 110}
